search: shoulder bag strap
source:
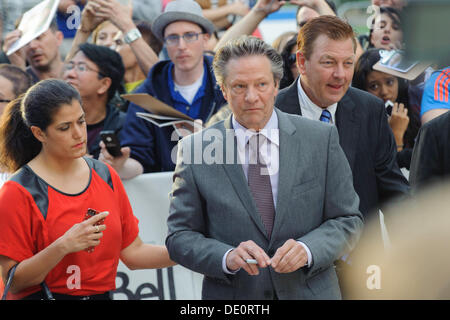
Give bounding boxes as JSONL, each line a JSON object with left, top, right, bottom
{"left": 1, "top": 264, "right": 54, "bottom": 300}
{"left": 1, "top": 263, "right": 19, "bottom": 300}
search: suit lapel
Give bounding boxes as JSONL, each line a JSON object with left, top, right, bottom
{"left": 279, "top": 80, "right": 360, "bottom": 170}
{"left": 270, "top": 109, "right": 299, "bottom": 244}
{"left": 220, "top": 116, "right": 269, "bottom": 238}
{"left": 335, "top": 92, "right": 360, "bottom": 170}
{"left": 276, "top": 79, "right": 302, "bottom": 116}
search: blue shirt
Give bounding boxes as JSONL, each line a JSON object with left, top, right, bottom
{"left": 56, "top": 4, "right": 85, "bottom": 39}
{"left": 420, "top": 67, "right": 450, "bottom": 117}
{"left": 167, "top": 62, "right": 207, "bottom": 120}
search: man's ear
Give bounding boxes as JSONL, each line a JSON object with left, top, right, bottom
{"left": 97, "top": 77, "right": 112, "bottom": 96}
{"left": 220, "top": 84, "right": 228, "bottom": 101}
{"left": 296, "top": 51, "right": 307, "bottom": 75}
{"left": 30, "top": 126, "right": 46, "bottom": 143}
{"left": 55, "top": 30, "right": 64, "bottom": 47}
{"left": 202, "top": 32, "right": 211, "bottom": 43}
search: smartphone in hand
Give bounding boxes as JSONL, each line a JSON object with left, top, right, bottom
{"left": 84, "top": 208, "right": 105, "bottom": 225}
{"left": 84, "top": 208, "right": 105, "bottom": 253}
{"left": 100, "top": 130, "right": 123, "bottom": 157}
{"left": 385, "top": 100, "right": 394, "bottom": 116}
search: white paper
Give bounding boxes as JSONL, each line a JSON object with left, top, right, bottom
{"left": 7, "top": 0, "right": 60, "bottom": 56}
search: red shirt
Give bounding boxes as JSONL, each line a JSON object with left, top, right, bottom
{"left": 0, "top": 158, "right": 139, "bottom": 299}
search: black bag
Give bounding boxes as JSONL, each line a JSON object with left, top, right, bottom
{"left": 1, "top": 264, "right": 54, "bottom": 300}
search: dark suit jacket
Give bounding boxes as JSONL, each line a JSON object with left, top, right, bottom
{"left": 166, "top": 109, "right": 363, "bottom": 299}
{"left": 275, "top": 81, "right": 410, "bottom": 224}
{"left": 410, "top": 111, "right": 450, "bottom": 190}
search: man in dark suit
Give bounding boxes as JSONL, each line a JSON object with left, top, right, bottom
{"left": 410, "top": 111, "right": 450, "bottom": 191}
{"left": 275, "top": 16, "right": 409, "bottom": 294}
{"left": 166, "top": 36, "right": 363, "bottom": 299}
{"left": 276, "top": 15, "right": 409, "bottom": 230}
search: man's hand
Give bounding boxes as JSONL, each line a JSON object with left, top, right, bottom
{"left": 226, "top": 240, "right": 271, "bottom": 275}
{"left": 99, "top": 140, "right": 131, "bottom": 172}
{"left": 173, "top": 119, "right": 203, "bottom": 138}
{"left": 2, "top": 30, "right": 26, "bottom": 69}
{"left": 270, "top": 239, "right": 308, "bottom": 273}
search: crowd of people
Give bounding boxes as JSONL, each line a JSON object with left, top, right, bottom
{"left": 0, "top": 0, "right": 449, "bottom": 300}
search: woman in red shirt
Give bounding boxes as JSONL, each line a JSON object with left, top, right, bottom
{"left": 0, "top": 79, "right": 175, "bottom": 300}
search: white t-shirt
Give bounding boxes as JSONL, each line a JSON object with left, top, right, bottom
{"left": 174, "top": 71, "right": 204, "bottom": 105}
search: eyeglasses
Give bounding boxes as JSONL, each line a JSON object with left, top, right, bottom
{"left": 64, "top": 62, "right": 105, "bottom": 77}
{"left": 164, "top": 32, "right": 204, "bottom": 46}
{"left": 0, "top": 99, "right": 11, "bottom": 103}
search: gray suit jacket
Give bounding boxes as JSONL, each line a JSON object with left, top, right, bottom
{"left": 166, "top": 108, "right": 363, "bottom": 300}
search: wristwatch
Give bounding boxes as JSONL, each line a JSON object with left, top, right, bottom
{"left": 124, "top": 28, "right": 142, "bottom": 44}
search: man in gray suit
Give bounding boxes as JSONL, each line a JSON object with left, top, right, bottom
{"left": 166, "top": 36, "right": 363, "bottom": 300}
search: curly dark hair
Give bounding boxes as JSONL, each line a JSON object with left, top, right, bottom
{"left": 352, "top": 48, "right": 421, "bottom": 152}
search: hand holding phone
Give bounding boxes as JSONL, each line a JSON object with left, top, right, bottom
{"left": 84, "top": 208, "right": 106, "bottom": 253}
{"left": 100, "top": 130, "right": 123, "bottom": 157}
{"left": 385, "top": 100, "right": 394, "bottom": 116}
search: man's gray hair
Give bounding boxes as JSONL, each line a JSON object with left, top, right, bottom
{"left": 213, "top": 36, "right": 284, "bottom": 87}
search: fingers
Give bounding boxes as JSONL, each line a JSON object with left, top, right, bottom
{"left": 84, "top": 211, "right": 109, "bottom": 226}
{"left": 61, "top": 211, "right": 109, "bottom": 254}
{"left": 84, "top": 2, "right": 101, "bottom": 15}
{"left": 84, "top": 211, "right": 108, "bottom": 252}
{"left": 99, "top": 141, "right": 130, "bottom": 161}
{"left": 121, "top": 146, "right": 131, "bottom": 158}
{"left": 2, "top": 30, "right": 22, "bottom": 52}
{"left": 98, "top": 140, "right": 109, "bottom": 159}
{"left": 226, "top": 241, "right": 271, "bottom": 276}
{"left": 397, "top": 103, "right": 408, "bottom": 116}
{"left": 193, "top": 119, "right": 203, "bottom": 133}
{"left": 391, "top": 103, "right": 406, "bottom": 115}
{"left": 271, "top": 239, "right": 308, "bottom": 273}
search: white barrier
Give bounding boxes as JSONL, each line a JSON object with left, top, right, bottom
{"left": 111, "top": 172, "right": 203, "bottom": 300}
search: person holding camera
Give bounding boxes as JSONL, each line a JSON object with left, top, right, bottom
{"left": 63, "top": 43, "right": 126, "bottom": 159}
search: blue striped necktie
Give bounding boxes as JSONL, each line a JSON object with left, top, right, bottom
{"left": 320, "top": 109, "right": 332, "bottom": 123}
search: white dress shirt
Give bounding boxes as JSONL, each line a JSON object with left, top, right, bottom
{"left": 297, "top": 77, "right": 338, "bottom": 124}
{"left": 222, "top": 109, "right": 312, "bottom": 274}
{"left": 233, "top": 111, "right": 279, "bottom": 208}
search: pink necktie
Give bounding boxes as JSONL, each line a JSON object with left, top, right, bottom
{"left": 247, "top": 134, "right": 275, "bottom": 238}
